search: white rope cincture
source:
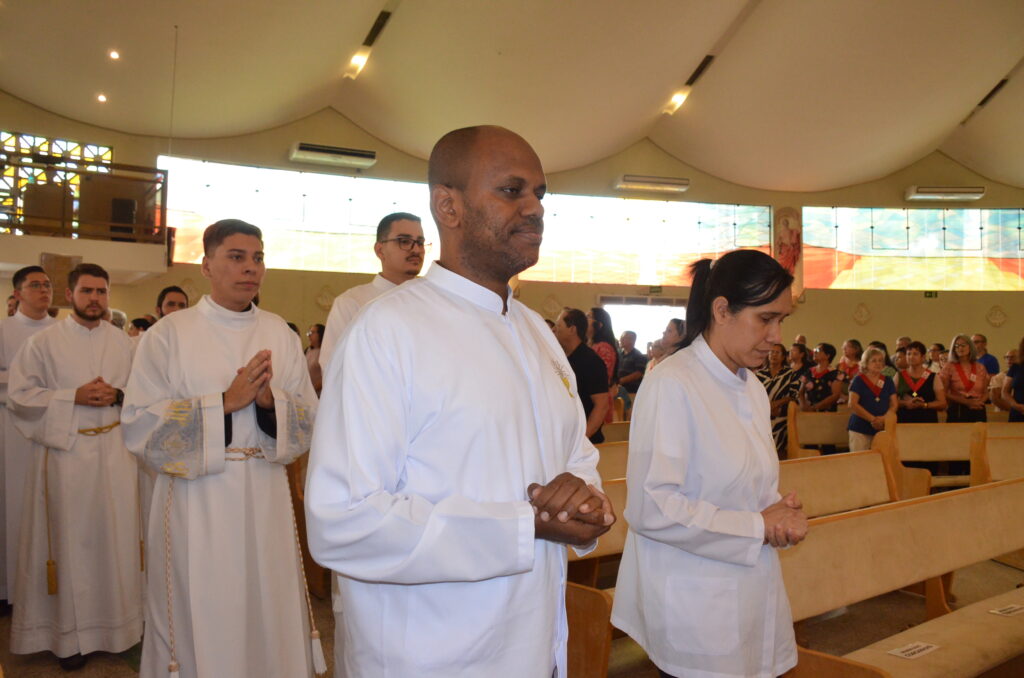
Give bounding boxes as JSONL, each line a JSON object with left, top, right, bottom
{"left": 288, "top": 469, "right": 327, "bottom": 677}
{"left": 164, "top": 476, "right": 180, "bottom": 678}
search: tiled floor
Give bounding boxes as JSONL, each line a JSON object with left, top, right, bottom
{"left": 2, "top": 560, "right": 1021, "bottom": 677}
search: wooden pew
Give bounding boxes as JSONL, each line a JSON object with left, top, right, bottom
{"left": 779, "top": 443, "right": 899, "bottom": 518}
{"left": 971, "top": 422, "right": 1024, "bottom": 570}
{"left": 596, "top": 441, "right": 628, "bottom": 481}
{"left": 786, "top": 401, "right": 852, "bottom": 459}
{"left": 891, "top": 422, "right": 984, "bottom": 492}
{"left": 781, "top": 477, "right": 1024, "bottom": 678}
{"left": 601, "top": 420, "right": 630, "bottom": 443}
{"left": 566, "top": 478, "right": 627, "bottom": 677}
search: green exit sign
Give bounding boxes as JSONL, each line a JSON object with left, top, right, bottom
{"left": 924, "top": 291, "right": 939, "bottom": 298}
{"left": 648, "top": 286, "right": 663, "bottom": 295}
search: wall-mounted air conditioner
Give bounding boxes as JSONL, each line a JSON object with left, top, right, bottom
{"left": 615, "top": 174, "right": 690, "bottom": 194}
{"left": 288, "top": 142, "right": 377, "bottom": 169}
{"left": 904, "top": 186, "right": 986, "bottom": 201}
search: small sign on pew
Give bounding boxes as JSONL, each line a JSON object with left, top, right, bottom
{"left": 888, "top": 641, "right": 940, "bottom": 659}
{"left": 989, "top": 603, "right": 1024, "bottom": 617}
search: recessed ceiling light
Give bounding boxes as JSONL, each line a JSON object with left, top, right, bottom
{"left": 662, "top": 87, "right": 691, "bottom": 115}
{"left": 109, "top": 50, "right": 120, "bottom": 60}
{"left": 344, "top": 47, "right": 372, "bottom": 79}
{"left": 97, "top": 93, "right": 107, "bottom": 103}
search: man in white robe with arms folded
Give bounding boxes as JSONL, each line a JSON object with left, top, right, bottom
{"left": 305, "top": 125, "right": 615, "bottom": 678}
{"left": 122, "top": 219, "right": 321, "bottom": 678}
{"left": 0, "top": 265, "right": 56, "bottom": 611}
{"left": 7, "top": 263, "right": 142, "bottom": 671}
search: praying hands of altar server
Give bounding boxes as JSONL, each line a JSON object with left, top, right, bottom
{"left": 305, "top": 125, "right": 615, "bottom": 678}
{"left": 6, "top": 263, "right": 143, "bottom": 672}
{"left": 121, "top": 219, "right": 322, "bottom": 678}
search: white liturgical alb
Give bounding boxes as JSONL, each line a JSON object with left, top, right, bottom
{"left": 306, "top": 264, "right": 601, "bottom": 678}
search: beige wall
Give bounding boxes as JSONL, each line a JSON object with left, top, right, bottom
{"left": 5, "top": 89, "right": 1023, "bottom": 357}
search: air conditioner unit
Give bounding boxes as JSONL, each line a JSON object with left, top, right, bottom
{"left": 615, "top": 174, "right": 690, "bottom": 194}
{"left": 904, "top": 185, "right": 985, "bottom": 201}
{"left": 288, "top": 142, "right": 377, "bottom": 169}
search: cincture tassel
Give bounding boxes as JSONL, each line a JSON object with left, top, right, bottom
{"left": 43, "top": 449, "right": 58, "bottom": 595}
{"left": 289, "top": 470, "right": 328, "bottom": 677}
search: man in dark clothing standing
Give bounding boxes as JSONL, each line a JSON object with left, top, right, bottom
{"left": 554, "top": 308, "right": 610, "bottom": 444}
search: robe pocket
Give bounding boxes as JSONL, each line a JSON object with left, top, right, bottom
{"left": 664, "top": 574, "right": 740, "bottom": 656}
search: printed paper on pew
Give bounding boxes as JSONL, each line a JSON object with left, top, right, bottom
{"left": 888, "top": 642, "right": 940, "bottom": 659}
{"left": 989, "top": 604, "right": 1024, "bottom": 617}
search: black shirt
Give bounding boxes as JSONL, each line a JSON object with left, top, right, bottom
{"left": 567, "top": 343, "right": 610, "bottom": 444}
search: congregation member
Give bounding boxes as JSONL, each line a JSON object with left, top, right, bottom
{"left": 7, "top": 263, "right": 142, "bottom": 670}
{"left": 794, "top": 333, "right": 807, "bottom": 345}
{"left": 927, "top": 342, "right": 945, "bottom": 373}
{"left": 868, "top": 340, "right": 898, "bottom": 378}
{"left": 645, "top": 339, "right": 666, "bottom": 374}
{"left": 0, "top": 265, "right": 57, "bottom": 608}
{"left": 662, "top": 317, "right": 684, "bottom": 355}
{"left": 973, "top": 333, "right": 999, "bottom": 375}
{"left": 6, "top": 294, "right": 17, "bottom": 316}
{"left": 305, "top": 125, "right": 613, "bottom": 677}
{"left": 896, "top": 340, "right": 946, "bottom": 423}
{"left": 756, "top": 343, "right": 800, "bottom": 458}
{"left": 942, "top": 333, "right": 990, "bottom": 423}
{"left": 847, "top": 346, "right": 898, "bottom": 451}
{"left": 618, "top": 330, "right": 647, "bottom": 410}
{"left": 799, "top": 342, "right": 843, "bottom": 413}
{"left": 1001, "top": 340, "right": 1024, "bottom": 422}
{"left": 838, "top": 338, "right": 862, "bottom": 379}
{"left": 555, "top": 307, "right": 611, "bottom": 443}
{"left": 305, "top": 323, "right": 325, "bottom": 395}
{"left": 991, "top": 348, "right": 1019, "bottom": 411}
{"left": 893, "top": 346, "right": 908, "bottom": 371}
{"left": 319, "top": 211, "right": 426, "bottom": 370}
{"left": 587, "top": 306, "right": 619, "bottom": 420}
{"left": 155, "top": 285, "right": 190, "bottom": 318}
{"left": 122, "top": 220, "right": 321, "bottom": 678}
{"left": 612, "top": 249, "right": 806, "bottom": 678}
{"left": 128, "top": 316, "right": 152, "bottom": 337}
{"left": 788, "top": 342, "right": 811, "bottom": 382}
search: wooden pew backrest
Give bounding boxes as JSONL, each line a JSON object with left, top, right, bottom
{"left": 569, "top": 478, "right": 628, "bottom": 561}
{"left": 780, "top": 477, "right": 1024, "bottom": 622}
{"left": 788, "top": 402, "right": 851, "bottom": 459}
{"left": 596, "top": 441, "right": 628, "bottom": 481}
{"left": 972, "top": 422, "right": 1024, "bottom": 485}
{"left": 779, "top": 449, "right": 898, "bottom": 518}
{"left": 893, "top": 422, "right": 978, "bottom": 462}
{"left": 602, "top": 421, "right": 630, "bottom": 443}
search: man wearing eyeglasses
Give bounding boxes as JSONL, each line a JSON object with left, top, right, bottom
{"left": 0, "top": 266, "right": 57, "bottom": 611}
{"left": 972, "top": 333, "right": 999, "bottom": 376}
{"left": 319, "top": 212, "right": 427, "bottom": 372}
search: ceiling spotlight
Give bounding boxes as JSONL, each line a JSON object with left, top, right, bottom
{"left": 109, "top": 50, "right": 120, "bottom": 60}
{"left": 97, "top": 93, "right": 107, "bottom": 103}
{"left": 663, "top": 87, "right": 692, "bottom": 115}
{"left": 344, "top": 47, "right": 372, "bottom": 79}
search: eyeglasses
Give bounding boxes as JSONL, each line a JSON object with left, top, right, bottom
{"left": 380, "top": 236, "right": 429, "bottom": 251}
{"left": 22, "top": 281, "right": 53, "bottom": 290}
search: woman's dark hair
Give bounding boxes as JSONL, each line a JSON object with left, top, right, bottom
{"left": 589, "top": 307, "right": 618, "bottom": 349}
{"left": 589, "top": 306, "right": 619, "bottom": 382}
{"left": 868, "top": 340, "right": 895, "bottom": 368}
{"left": 907, "top": 340, "right": 927, "bottom": 356}
{"left": 844, "top": 338, "right": 864, "bottom": 359}
{"left": 790, "top": 343, "right": 811, "bottom": 367}
{"left": 681, "top": 250, "right": 793, "bottom": 349}
{"left": 816, "top": 342, "right": 837, "bottom": 363}
{"left": 130, "top": 317, "right": 152, "bottom": 331}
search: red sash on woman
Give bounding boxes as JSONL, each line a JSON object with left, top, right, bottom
{"left": 954, "top": 362, "right": 978, "bottom": 393}
{"left": 840, "top": 361, "right": 859, "bottom": 379}
{"left": 900, "top": 370, "right": 929, "bottom": 397}
{"left": 858, "top": 373, "right": 885, "bottom": 401}
{"left": 811, "top": 366, "right": 830, "bottom": 379}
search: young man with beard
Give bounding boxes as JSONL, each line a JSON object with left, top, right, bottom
{"left": 0, "top": 265, "right": 57, "bottom": 610}
{"left": 7, "top": 263, "right": 142, "bottom": 670}
{"left": 306, "top": 126, "right": 614, "bottom": 677}
{"left": 319, "top": 212, "right": 426, "bottom": 371}
{"left": 122, "top": 220, "right": 320, "bottom": 678}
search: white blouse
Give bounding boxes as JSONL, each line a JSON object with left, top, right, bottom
{"left": 612, "top": 335, "right": 797, "bottom": 678}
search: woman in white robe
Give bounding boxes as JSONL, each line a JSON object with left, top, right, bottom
{"left": 612, "top": 249, "right": 808, "bottom": 678}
